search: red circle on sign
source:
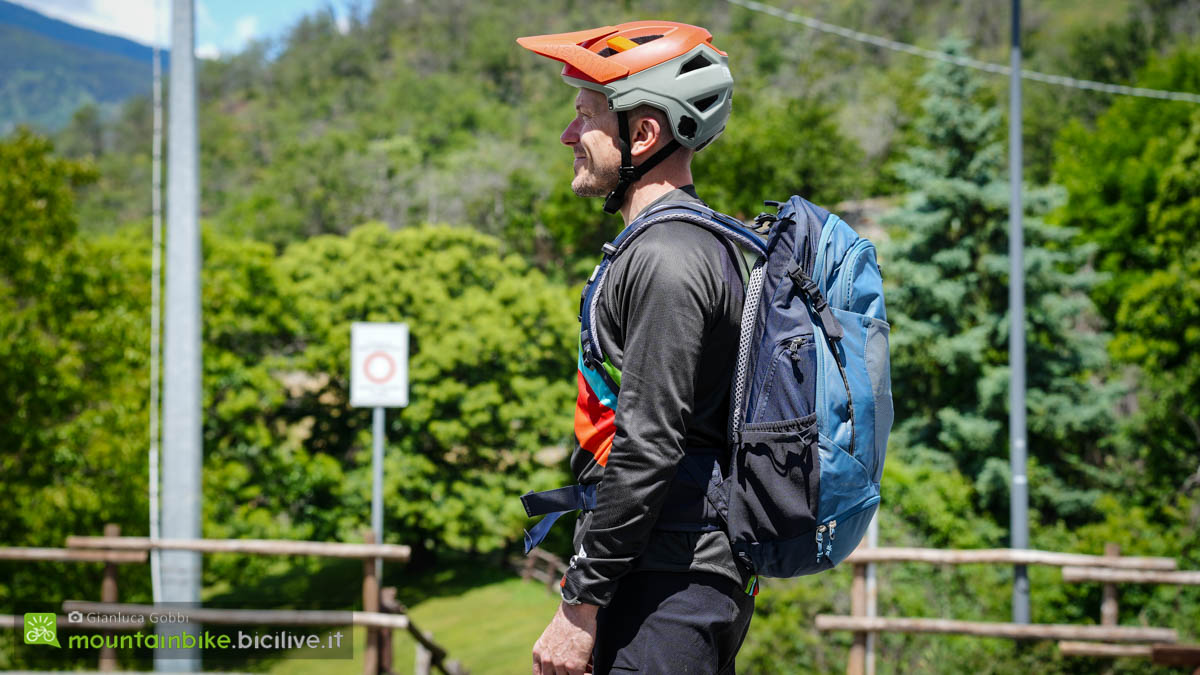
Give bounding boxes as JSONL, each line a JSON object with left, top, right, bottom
{"left": 363, "top": 351, "right": 396, "bottom": 384}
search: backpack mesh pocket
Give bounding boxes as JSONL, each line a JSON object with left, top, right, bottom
{"left": 729, "top": 414, "right": 820, "bottom": 556}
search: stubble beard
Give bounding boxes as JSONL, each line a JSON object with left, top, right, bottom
{"left": 572, "top": 157, "right": 620, "bottom": 198}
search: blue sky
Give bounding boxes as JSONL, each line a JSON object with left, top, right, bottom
{"left": 10, "top": 0, "right": 364, "bottom": 57}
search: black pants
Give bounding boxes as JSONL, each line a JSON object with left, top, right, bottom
{"left": 593, "top": 571, "right": 755, "bottom": 674}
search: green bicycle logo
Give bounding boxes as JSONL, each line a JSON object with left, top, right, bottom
{"left": 23, "top": 613, "right": 61, "bottom": 647}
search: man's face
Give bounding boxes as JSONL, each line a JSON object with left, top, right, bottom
{"left": 560, "top": 88, "right": 621, "bottom": 198}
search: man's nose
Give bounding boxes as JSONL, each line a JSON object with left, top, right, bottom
{"left": 561, "top": 118, "right": 581, "bottom": 146}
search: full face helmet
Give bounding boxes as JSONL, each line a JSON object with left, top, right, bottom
{"left": 517, "top": 21, "right": 734, "bottom": 213}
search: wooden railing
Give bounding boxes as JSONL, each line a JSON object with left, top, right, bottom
{"left": 1, "top": 524, "right": 143, "bottom": 670}
{"left": 514, "top": 548, "right": 568, "bottom": 595}
{"left": 2, "top": 527, "right": 466, "bottom": 675}
{"left": 1059, "top": 550, "right": 1200, "bottom": 670}
{"left": 819, "top": 544, "right": 1195, "bottom": 675}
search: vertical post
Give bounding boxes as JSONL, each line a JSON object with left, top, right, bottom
{"left": 362, "top": 530, "right": 380, "bottom": 675}
{"left": 380, "top": 587, "right": 398, "bottom": 675}
{"left": 161, "top": 0, "right": 202, "bottom": 670}
{"left": 848, "top": 562, "right": 867, "bottom": 675}
{"left": 415, "top": 640, "right": 433, "bottom": 675}
{"left": 522, "top": 553, "right": 536, "bottom": 581}
{"left": 865, "top": 513, "right": 879, "bottom": 675}
{"left": 373, "top": 407, "right": 385, "bottom": 582}
{"left": 148, "top": 0, "right": 165, "bottom": 607}
{"left": 98, "top": 524, "right": 120, "bottom": 672}
{"left": 1008, "top": 0, "right": 1031, "bottom": 626}
{"left": 1102, "top": 543, "right": 1120, "bottom": 626}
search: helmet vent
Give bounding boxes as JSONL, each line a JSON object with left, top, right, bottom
{"left": 677, "top": 115, "right": 698, "bottom": 139}
{"left": 679, "top": 53, "right": 714, "bottom": 75}
{"left": 693, "top": 94, "right": 719, "bottom": 112}
{"left": 597, "top": 34, "right": 664, "bottom": 57}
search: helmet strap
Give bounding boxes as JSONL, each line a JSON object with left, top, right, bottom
{"left": 603, "top": 110, "right": 682, "bottom": 215}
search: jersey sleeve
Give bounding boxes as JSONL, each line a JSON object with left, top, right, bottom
{"left": 561, "top": 223, "right": 727, "bottom": 606}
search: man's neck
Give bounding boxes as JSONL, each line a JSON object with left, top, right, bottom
{"left": 619, "top": 166, "right": 695, "bottom": 226}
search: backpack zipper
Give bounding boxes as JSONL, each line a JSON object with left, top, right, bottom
{"left": 834, "top": 239, "right": 874, "bottom": 312}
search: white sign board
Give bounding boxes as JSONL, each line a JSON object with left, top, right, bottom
{"left": 350, "top": 322, "right": 409, "bottom": 408}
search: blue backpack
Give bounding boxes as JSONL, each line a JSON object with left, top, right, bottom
{"left": 720, "top": 196, "right": 892, "bottom": 577}
{"left": 521, "top": 195, "right": 892, "bottom": 579}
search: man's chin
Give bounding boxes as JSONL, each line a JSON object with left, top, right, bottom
{"left": 571, "top": 175, "right": 615, "bottom": 199}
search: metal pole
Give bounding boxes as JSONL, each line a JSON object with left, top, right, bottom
{"left": 372, "top": 407, "right": 385, "bottom": 581}
{"left": 148, "top": 0, "right": 164, "bottom": 608}
{"left": 160, "top": 0, "right": 202, "bottom": 669}
{"left": 1008, "top": 0, "right": 1031, "bottom": 626}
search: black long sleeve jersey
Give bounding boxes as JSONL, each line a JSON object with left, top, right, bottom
{"left": 562, "top": 186, "right": 749, "bottom": 607}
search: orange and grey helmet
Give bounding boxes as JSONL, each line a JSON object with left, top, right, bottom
{"left": 518, "top": 21, "right": 734, "bottom": 213}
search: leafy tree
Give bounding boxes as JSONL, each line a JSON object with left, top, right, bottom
{"left": 1110, "top": 113, "right": 1200, "bottom": 496}
{"left": 1052, "top": 46, "right": 1200, "bottom": 502}
{"left": 1052, "top": 45, "right": 1200, "bottom": 315}
{"left": 881, "top": 41, "right": 1114, "bottom": 525}
{"left": 0, "top": 131, "right": 151, "bottom": 668}
{"left": 694, "top": 90, "right": 864, "bottom": 218}
{"left": 262, "top": 224, "right": 578, "bottom": 563}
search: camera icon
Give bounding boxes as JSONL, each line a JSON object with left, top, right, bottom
{"left": 67, "top": 611, "right": 83, "bottom": 623}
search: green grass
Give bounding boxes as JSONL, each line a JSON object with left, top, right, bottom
{"left": 270, "top": 575, "right": 560, "bottom": 675}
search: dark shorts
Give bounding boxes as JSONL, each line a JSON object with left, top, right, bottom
{"left": 593, "top": 571, "right": 755, "bottom": 674}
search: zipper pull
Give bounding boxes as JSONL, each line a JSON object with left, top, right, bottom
{"left": 826, "top": 521, "right": 837, "bottom": 558}
{"left": 788, "top": 337, "right": 811, "bottom": 360}
{"left": 815, "top": 525, "right": 826, "bottom": 564}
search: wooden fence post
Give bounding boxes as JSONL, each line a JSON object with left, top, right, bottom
{"left": 522, "top": 553, "right": 536, "bottom": 581}
{"left": 363, "top": 530, "right": 380, "bottom": 675}
{"left": 380, "top": 587, "right": 399, "bottom": 675}
{"left": 415, "top": 632, "right": 434, "bottom": 675}
{"left": 98, "top": 524, "right": 120, "bottom": 672}
{"left": 848, "top": 562, "right": 867, "bottom": 675}
{"left": 1102, "top": 543, "right": 1120, "bottom": 626}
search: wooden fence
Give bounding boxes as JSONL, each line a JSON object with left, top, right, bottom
{"left": 513, "top": 548, "right": 569, "bottom": 595}
{"left": 1, "top": 527, "right": 466, "bottom": 675}
{"left": 818, "top": 544, "right": 1200, "bottom": 674}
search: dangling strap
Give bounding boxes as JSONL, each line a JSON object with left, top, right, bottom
{"left": 520, "top": 484, "right": 598, "bottom": 554}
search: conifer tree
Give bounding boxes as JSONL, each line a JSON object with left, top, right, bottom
{"left": 882, "top": 41, "right": 1115, "bottom": 523}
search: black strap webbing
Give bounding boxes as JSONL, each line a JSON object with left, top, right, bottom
{"left": 603, "top": 110, "right": 682, "bottom": 214}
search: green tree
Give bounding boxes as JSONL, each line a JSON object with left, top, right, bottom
{"left": 1051, "top": 46, "right": 1200, "bottom": 502}
{"left": 0, "top": 131, "right": 151, "bottom": 669}
{"left": 694, "top": 90, "right": 865, "bottom": 218}
{"left": 1110, "top": 113, "right": 1200, "bottom": 496}
{"left": 881, "top": 41, "right": 1114, "bottom": 525}
{"left": 264, "top": 224, "right": 578, "bottom": 563}
{"left": 1052, "top": 45, "right": 1200, "bottom": 315}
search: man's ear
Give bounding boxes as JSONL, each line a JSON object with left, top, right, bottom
{"left": 630, "top": 114, "right": 664, "bottom": 157}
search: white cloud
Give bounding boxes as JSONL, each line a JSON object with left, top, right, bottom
{"left": 232, "top": 15, "right": 258, "bottom": 47}
{"left": 10, "top": 0, "right": 183, "bottom": 48}
{"left": 195, "top": 0, "right": 216, "bottom": 32}
{"left": 195, "top": 42, "right": 220, "bottom": 60}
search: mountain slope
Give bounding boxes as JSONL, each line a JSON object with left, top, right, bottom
{"left": 0, "top": 0, "right": 161, "bottom": 132}
{"left": 0, "top": 1, "right": 157, "bottom": 63}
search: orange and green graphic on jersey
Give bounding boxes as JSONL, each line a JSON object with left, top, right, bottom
{"left": 575, "top": 340, "right": 621, "bottom": 467}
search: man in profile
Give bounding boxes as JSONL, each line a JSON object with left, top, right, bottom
{"left": 517, "top": 21, "right": 755, "bottom": 675}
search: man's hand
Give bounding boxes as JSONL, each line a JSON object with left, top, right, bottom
{"left": 532, "top": 600, "right": 598, "bottom": 675}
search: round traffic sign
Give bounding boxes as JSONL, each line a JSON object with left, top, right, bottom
{"left": 363, "top": 351, "right": 397, "bottom": 384}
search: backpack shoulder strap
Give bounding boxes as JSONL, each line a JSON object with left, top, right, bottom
{"left": 579, "top": 202, "right": 767, "bottom": 370}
